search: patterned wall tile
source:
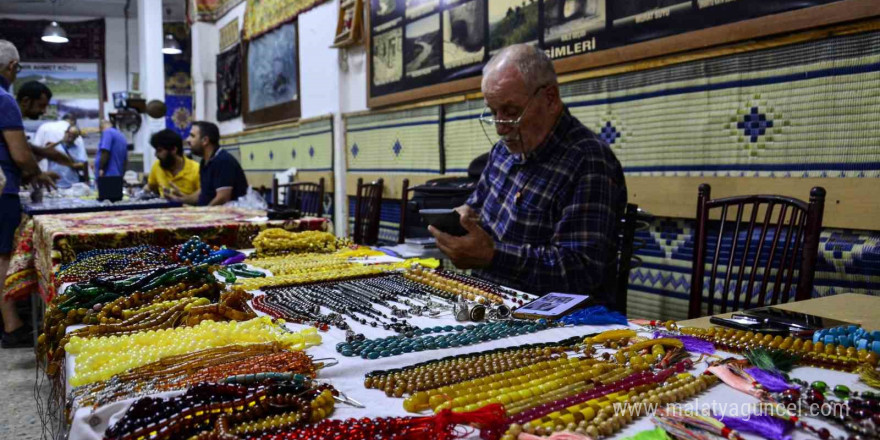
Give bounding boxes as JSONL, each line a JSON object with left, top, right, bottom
{"left": 220, "top": 118, "right": 333, "bottom": 173}
{"left": 346, "top": 107, "right": 442, "bottom": 173}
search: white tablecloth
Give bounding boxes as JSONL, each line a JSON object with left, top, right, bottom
{"left": 63, "top": 269, "right": 869, "bottom": 440}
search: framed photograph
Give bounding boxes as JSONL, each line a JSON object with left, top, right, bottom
{"left": 216, "top": 44, "right": 242, "bottom": 121}
{"left": 404, "top": 14, "right": 441, "bottom": 78}
{"left": 442, "top": 0, "right": 486, "bottom": 70}
{"left": 14, "top": 61, "right": 104, "bottom": 150}
{"left": 543, "top": 0, "right": 605, "bottom": 44}
{"left": 513, "top": 292, "right": 592, "bottom": 319}
{"left": 243, "top": 21, "right": 301, "bottom": 126}
{"left": 372, "top": 27, "right": 404, "bottom": 86}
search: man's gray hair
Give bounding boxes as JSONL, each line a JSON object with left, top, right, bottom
{"left": 483, "top": 44, "right": 558, "bottom": 89}
{"left": 0, "top": 40, "right": 20, "bottom": 69}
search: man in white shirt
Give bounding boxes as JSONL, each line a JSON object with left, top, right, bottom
{"left": 31, "top": 113, "right": 86, "bottom": 181}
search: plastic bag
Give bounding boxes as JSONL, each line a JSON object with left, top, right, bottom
{"left": 225, "top": 187, "right": 268, "bottom": 210}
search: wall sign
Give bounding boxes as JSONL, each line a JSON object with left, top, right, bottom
{"left": 366, "top": 0, "right": 876, "bottom": 108}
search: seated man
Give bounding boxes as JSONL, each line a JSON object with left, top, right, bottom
{"left": 167, "top": 121, "right": 248, "bottom": 206}
{"left": 429, "top": 44, "right": 627, "bottom": 300}
{"left": 44, "top": 125, "right": 88, "bottom": 188}
{"left": 145, "top": 128, "right": 200, "bottom": 197}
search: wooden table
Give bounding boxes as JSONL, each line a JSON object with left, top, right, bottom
{"left": 676, "top": 293, "right": 880, "bottom": 330}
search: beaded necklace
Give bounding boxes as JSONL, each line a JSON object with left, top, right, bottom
{"left": 56, "top": 245, "right": 175, "bottom": 284}
{"left": 252, "top": 228, "right": 351, "bottom": 256}
{"left": 680, "top": 327, "right": 878, "bottom": 370}
{"left": 65, "top": 317, "right": 321, "bottom": 387}
{"left": 337, "top": 319, "right": 554, "bottom": 360}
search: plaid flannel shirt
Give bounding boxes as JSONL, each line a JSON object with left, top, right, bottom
{"left": 467, "top": 108, "right": 627, "bottom": 298}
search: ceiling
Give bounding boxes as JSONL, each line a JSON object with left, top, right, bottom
{"left": 0, "top": 0, "right": 187, "bottom": 20}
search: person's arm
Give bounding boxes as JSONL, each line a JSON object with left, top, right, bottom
{"left": 4, "top": 129, "right": 42, "bottom": 180}
{"left": 3, "top": 129, "right": 56, "bottom": 189}
{"left": 208, "top": 187, "right": 233, "bottom": 206}
{"left": 98, "top": 149, "right": 110, "bottom": 177}
{"left": 32, "top": 144, "right": 77, "bottom": 168}
{"left": 166, "top": 185, "right": 200, "bottom": 205}
{"left": 490, "top": 165, "right": 621, "bottom": 294}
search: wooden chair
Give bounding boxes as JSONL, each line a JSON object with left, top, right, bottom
{"left": 272, "top": 177, "right": 325, "bottom": 217}
{"left": 398, "top": 178, "right": 416, "bottom": 244}
{"left": 353, "top": 178, "right": 384, "bottom": 245}
{"left": 603, "top": 203, "right": 652, "bottom": 314}
{"left": 687, "top": 184, "right": 826, "bottom": 319}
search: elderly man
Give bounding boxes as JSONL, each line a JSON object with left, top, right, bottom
{"left": 429, "top": 44, "right": 627, "bottom": 301}
{"left": 0, "top": 40, "right": 58, "bottom": 348}
{"left": 33, "top": 113, "right": 83, "bottom": 169}
{"left": 44, "top": 124, "right": 88, "bottom": 188}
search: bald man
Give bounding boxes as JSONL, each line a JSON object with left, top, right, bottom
{"left": 429, "top": 44, "right": 627, "bottom": 303}
{"left": 45, "top": 124, "right": 88, "bottom": 188}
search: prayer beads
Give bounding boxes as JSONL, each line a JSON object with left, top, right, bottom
{"left": 252, "top": 228, "right": 350, "bottom": 255}
{"left": 65, "top": 317, "right": 321, "bottom": 386}
{"left": 680, "top": 327, "right": 876, "bottom": 370}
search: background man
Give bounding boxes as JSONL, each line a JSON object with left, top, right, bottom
{"left": 167, "top": 121, "right": 248, "bottom": 206}
{"left": 0, "top": 40, "right": 57, "bottom": 348}
{"left": 145, "top": 128, "right": 200, "bottom": 197}
{"left": 15, "top": 81, "right": 84, "bottom": 174}
{"left": 429, "top": 44, "right": 627, "bottom": 303}
{"left": 96, "top": 119, "right": 128, "bottom": 178}
{"left": 44, "top": 124, "right": 88, "bottom": 188}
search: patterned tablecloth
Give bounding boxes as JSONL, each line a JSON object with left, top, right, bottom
{"left": 6, "top": 206, "right": 328, "bottom": 302}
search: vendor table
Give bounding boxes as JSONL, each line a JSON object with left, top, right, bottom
{"left": 677, "top": 293, "right": 880, "bottom": 331}
{"left": 22, "top": 199, "right": 181, "bottom": 216}
{"left": 63, "top": 285, "right": 874, "bottom": 440}
{"left": 28, "top": 206, "right": 273, "bottom": 302}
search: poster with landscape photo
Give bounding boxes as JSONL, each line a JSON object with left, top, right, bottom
{"left": 543, "top": 0, "right": 605, "bottom": 44}
{"left": 404, "top": 14, "right": 442, "bottom": 78}
{"left": 13, "top": 62, "right": 102, "bottom": 149}
{"left": 488, "top": 0, "right": 539, "bottom": 52}
{"left": 443, "top": 0, "right": 486, "bottom": 69}
{"left": 406, "top": 0, "right": 439, "bottom": 19}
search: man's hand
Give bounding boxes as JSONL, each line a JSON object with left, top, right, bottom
{"left": 98, "top": 170, "right": 105, "bottom": 178}
{"left": 428, "top": 212, "right": 495, "bottom": 269}
{"left": 31, "top": 172, "right": 59, "bottom": 191}
{"left": 72, "top": 162, "right": 86, "bottom": 171}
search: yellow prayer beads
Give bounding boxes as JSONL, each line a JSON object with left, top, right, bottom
{"left": 245, "top": 253, "right": 360, "bottom": 276}
{"left": 236, "top": 264, "right": 395, "bottom": 290}
{"left": 583, "top": 329, "right": 637, "bottom": 345}
{"left": 252, "top": 229, "right": 348, "bottom": 255}
{"left": 66, "top": 317, "right": 321, "bottom": 387}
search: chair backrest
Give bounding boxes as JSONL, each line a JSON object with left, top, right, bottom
{"left": 603, "top": 203, "right": 650, "bottom": 314}
{"left": 272, "top": 177, "right": 325, "bottom": 217}
{"left": 398, "top": 178, "right": 412, "bottom": 244}
{"left": 687, "top": 184, "right": 826, "bottom": 319}
{"left": 354, "top": 178, "right": 384, "bottom": 245}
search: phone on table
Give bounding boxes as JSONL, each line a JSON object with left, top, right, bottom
{"left": 709, "top": 315, "right": 790, "bottom": 335}
{"left": 420, "top": 208, "right": 468, "bottom": 236}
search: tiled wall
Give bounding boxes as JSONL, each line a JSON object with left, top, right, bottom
{"left": 343, "top": 29, "right": 880, "bottom": 319}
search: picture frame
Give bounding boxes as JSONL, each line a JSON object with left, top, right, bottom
{"left": 242, "top": 21, "right": 302, "bottom": 126}
{"left": 365, "top": 0, "right": 879, "bottom": 108}
{"left": 333, "top": 0, "right": 365, "bottom": 48}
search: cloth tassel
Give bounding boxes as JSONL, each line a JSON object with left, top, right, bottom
{"left": 222, "top": 253, "right": 247, "bottom": 265}
{"left": 558, "top": 306, "right": 628, "bottom": 326}
{"left": 744, "top": 367, "right": 793, "bottom": 392}
{"left": 653, "top": 332, "right": 716, "bottom": 354}
{"left": 432, "top": 403, "right": 506, "bottom": 440}
{"left": 858, "top": 364, "right": 880, "bottom": 389}
{"left": 518, "top": 432, "right": 592, "bottom": 440}
{"left": 744, "top": 347, "right": 798, "bottom": 373}
{"left": 651, "top": 407, "right": 740, "bottom": 440}
{"left": 707, "top": 365, "right": 761, "bottom": 398}
{"left": 714, "top": 414, "right": 793, "bottom": 440}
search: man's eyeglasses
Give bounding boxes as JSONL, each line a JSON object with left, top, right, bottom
{"left": 478, "top": 85, "right": 547, "bottom": 129}
{"left": 13, "top": 62, "right": 22, "bottom": 74}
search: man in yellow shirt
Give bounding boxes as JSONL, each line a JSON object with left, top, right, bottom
{"left": 145, "top": 129, "right": 200, "bottom": 197}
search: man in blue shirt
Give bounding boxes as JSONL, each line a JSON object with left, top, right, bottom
{"left": 167, "top": 121, "right": 248, "bottom": 206}
{"left": 96, "top": 119, "right": 128, "bottom": 177}
{"left": 0, "top": 40, "right": 58, "bottom": 348}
